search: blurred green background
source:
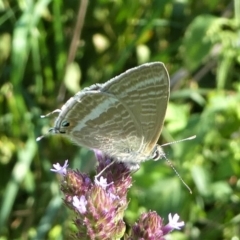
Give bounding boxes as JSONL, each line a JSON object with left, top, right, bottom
{"left": 0, "top": 0, "right": 240, "bottom": 239}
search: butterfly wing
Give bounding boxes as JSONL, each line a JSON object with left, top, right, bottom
{"left": 52, "top": 62, "right": 169, "bottom": 162}
{"left": 101, "top": 62, "right": 170, "bottom": 157}
{"left": 54, "top": 89, "right": 143, "bottom": 161}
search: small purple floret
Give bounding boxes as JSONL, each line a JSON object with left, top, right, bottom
{"left": 50, "top": 160, "right": 69, "bottom": 175}
{"left": 72, "top": 195, "right": 88, "bottom": 214}
{"left": 162, "top": 213, "right": 185, "bottom": 234}
{"left": 94, "top": 176, "right": 112, "bottom": 189}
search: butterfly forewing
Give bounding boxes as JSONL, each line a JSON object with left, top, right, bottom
{"left": 56, "top": 90, "right": 143, "bottom": 161}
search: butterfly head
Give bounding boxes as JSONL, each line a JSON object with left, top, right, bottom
{"left": 36, "top": 109, "right": 73, "bottom": 141}
{"left": 49, "top": 119, "right": 71, "bottom": 135}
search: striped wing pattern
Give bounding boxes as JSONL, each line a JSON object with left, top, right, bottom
{"left": 53, "top": 62, "right": 169, "bottom": 164}
{"left": 101, "top": 62, "right": 170, "bottom": 158}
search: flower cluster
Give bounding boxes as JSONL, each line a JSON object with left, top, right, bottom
{"left": 51, "top": 151, "right": 184, "bottom": 239}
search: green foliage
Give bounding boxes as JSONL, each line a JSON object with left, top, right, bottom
{"left": 0, "top": 0, "right": 239, "bottom": 239}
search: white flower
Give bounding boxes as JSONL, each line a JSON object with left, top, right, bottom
{"left": 94, "top": 176, "right": 112, "bottom": 189}
{"left": 50, "top": 160, "right": 69, "bottom": 175}
{"left": 72, "top": 195, "right": 88, "bottom": 214}
{"left": 167, "top": 213, "right": 185, "bottom": 230}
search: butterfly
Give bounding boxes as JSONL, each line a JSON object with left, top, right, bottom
{"left": 42, "top": 62, "right": 170, "bottom": 170}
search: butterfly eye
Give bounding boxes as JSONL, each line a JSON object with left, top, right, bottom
{"left": 61, "top": 121, "right": 70, "bottom": 127}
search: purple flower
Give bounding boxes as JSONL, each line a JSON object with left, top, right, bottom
{"left": 108, "top": 192, "right": 119, "bottom": 201}
{"left": 94, "top": 176, "right": 112, "bottom": 189}
{"left": 72, "top": 195, "right": 88, "bottom": 214}
{"left": 50, "top": 160, "right": 69, "bottom": 175}
{"left": 129, "top": 211, "right": 185, "bottom": 239}
{"left": 162, "top": 213, "right": 185, "bottom": 234}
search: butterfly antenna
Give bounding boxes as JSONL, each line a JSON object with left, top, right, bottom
{"left": 36, "top": 135, "right": 45, "bottom": 141}
{"left": 161, "top": 135, "right": 196, "bottom": 147}
{"left": 40, "top": 109, "right": 61, "bottom": 118}
{"left": 163, "top": 154, "right": 192, "bottom": 194}
{"left": 37, "top": 109, "right": 61, "bottom": 142}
